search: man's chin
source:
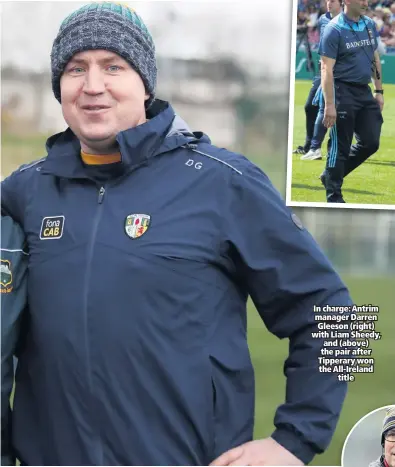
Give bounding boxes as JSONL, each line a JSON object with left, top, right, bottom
{"left": 80, "top": 129, "right": 116, "bottom": 143}
{"left": 83, "top": 133, "right": 115, "bottom": 143}
{"left": 78, "top": 130, "right": 118, "bottom": 152}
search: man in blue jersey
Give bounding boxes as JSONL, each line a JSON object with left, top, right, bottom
{"left": 294, "top": 0, "right": 343, "bottom": 160}
{"left": 319, "top": 0, "right": 384, "bottom": 203}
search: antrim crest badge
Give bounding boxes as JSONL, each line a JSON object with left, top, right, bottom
{"left": 0, "top": 259, "right": 13, "bottom": 293}
{"left": 125, "top": 214, "right": 151, "bottom": 239}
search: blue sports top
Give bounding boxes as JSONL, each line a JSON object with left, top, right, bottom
{"left": 319, "top": 12, "right": 379, "bottom": 84}
{"left": 317, "top": 12, "right": 332, "bottom": 41}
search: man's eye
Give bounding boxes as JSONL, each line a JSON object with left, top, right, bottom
{"left": 70, "top": 67, "right": 84, "bottom": 73}
{"left": 108, "top": 65, "right": 121, "bottom": 72}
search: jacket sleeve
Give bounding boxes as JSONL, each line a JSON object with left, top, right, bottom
{"left": 224, "top": 162, "right": 351, "bottom": 465}
{"left": 1, "top": 216, "right": 28, "bottom": 466}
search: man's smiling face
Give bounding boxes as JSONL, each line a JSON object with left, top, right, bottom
{"left": 60, "top": 49, "right": 149, "bottom": 153}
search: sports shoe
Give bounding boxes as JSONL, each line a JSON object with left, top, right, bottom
{"left": 320, "top": 173, "right": 346, "bottom": 202}
{"left": 293, "top": 146, "right": 306, "bottom": 155}
{"left": 300, "top": 148, "right": 322, "bottom": 160}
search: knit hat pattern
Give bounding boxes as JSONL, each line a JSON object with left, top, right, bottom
{"left": 382, "top": 406, "right": 395, "bottom": 445}
{"left": 51, "top": 2, "right": 157, "bottom": 106}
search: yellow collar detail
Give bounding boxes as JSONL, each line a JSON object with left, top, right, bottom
{"left": 81, "top": 151, "right": 121, "bottom": 165}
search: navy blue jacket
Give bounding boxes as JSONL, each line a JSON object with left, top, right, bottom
{"left": 1, "top": 214, "right": 28, "bottom": 466}
{"left": 1, "top": 100, "right": 351, "bottom": 466}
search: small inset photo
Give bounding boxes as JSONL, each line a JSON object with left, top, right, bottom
{"left": 342, "top": 405, "right": 395, "bottom": 467}
{"left": 287, "top": 0, "right": 395, "bottom": 209}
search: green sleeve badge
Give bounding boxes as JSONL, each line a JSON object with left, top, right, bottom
{"left": 0, "top": 259, "right": 13, "bottom": 293}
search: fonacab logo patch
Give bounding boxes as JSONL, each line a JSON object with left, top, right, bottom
{"left": 40, "top": 216, "right": 65, "bottom": 240}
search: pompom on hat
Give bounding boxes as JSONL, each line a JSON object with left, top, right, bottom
{"left": 51, "top": 2, "right": 157, "bottom": 107}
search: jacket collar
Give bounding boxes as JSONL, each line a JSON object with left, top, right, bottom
{"left": 41, "top": 99, "right": 199, "bottom": 179}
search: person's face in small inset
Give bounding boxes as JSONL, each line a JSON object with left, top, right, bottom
{"left": 326, "top": 0, "right": 343, "bottom": 17}
{"left": 346, "top": 0, "right": 369, "bottom": 16}
{"left": 384, "top": 429, "right": 395, "bottom": 467}
{"left": 60, "top": 49, "right": 150, "bottom": 154}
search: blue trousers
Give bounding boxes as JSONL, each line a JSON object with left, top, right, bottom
{"left": 323, "top": 81, "right": 383, "bottom": 203}
{"left": 303, "top": 76, "right": 321, "bottom": 151}
{"left": 304, "top": 76, "right": 328, "bottom": 152}
{"left": 310, "top": 85, "right": 328, "bottom": 151}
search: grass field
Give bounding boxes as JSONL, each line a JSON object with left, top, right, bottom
{"left": 290, "top": 80, "right": 395, "bottom": 205}
{"left": 249, "top": 275, "right": 394, "bottom": 466}
{"left": 1, "top": 132, "right": 51, "bottom": 178}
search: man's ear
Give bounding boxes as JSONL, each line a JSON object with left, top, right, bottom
{"left": 144, "top": 93, "right": 150, "bottom": 101}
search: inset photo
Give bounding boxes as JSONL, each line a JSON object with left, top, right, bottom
{"left": 342, "top": 405, "right": 395, "bottom": 467}
{"left": 287, "top": 0, "right": 395, "bottom": 209}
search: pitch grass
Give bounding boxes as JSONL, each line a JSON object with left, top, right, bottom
{"left": 1, "top": 132, "right": 51, "bottom": 177}
{"left": 290, "top": 81, "right": 395, "bottom": 205}
{"left": 250, "top": 275, "right": 394, "bottom": 466}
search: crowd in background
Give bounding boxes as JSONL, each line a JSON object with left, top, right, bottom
{"left": 297, "top": 0, "right": 395, "bottom": 51}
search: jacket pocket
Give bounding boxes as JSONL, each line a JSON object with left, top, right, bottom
{"left": 207, "top": 351, "right": 255, "bottom": 461}
{"left": 210, "top": 370, "right": 218, "bottom": 460}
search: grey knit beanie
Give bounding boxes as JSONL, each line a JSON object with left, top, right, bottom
{"left": 51, "top": 2, "right": 157, "bottom": 107}
{"left": 381, "top": 406, "right": 395, "bottom": 445}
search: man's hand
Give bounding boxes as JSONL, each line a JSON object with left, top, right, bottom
{"left": 374, "top": 93, "right": 384, "bottom": 112}
{"left": 209, "top": 437, "right": 304, "bottom": 466}
{"left": 323, "top": 103, "right": 337, "bottom": 128}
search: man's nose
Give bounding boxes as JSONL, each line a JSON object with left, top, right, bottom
{"left": 83, "top": 68, "right": 106, "bottom": 94}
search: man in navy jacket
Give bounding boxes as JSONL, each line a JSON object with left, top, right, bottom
{"left": 1, "top": 3, "right": 352, "bottom": 465}
{"left": 1, "top": 213, "right": 28, "bottom": 466}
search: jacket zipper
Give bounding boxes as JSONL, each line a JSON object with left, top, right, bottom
{"left": 83, "top": 184, "right": 106, "bottom": 463}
